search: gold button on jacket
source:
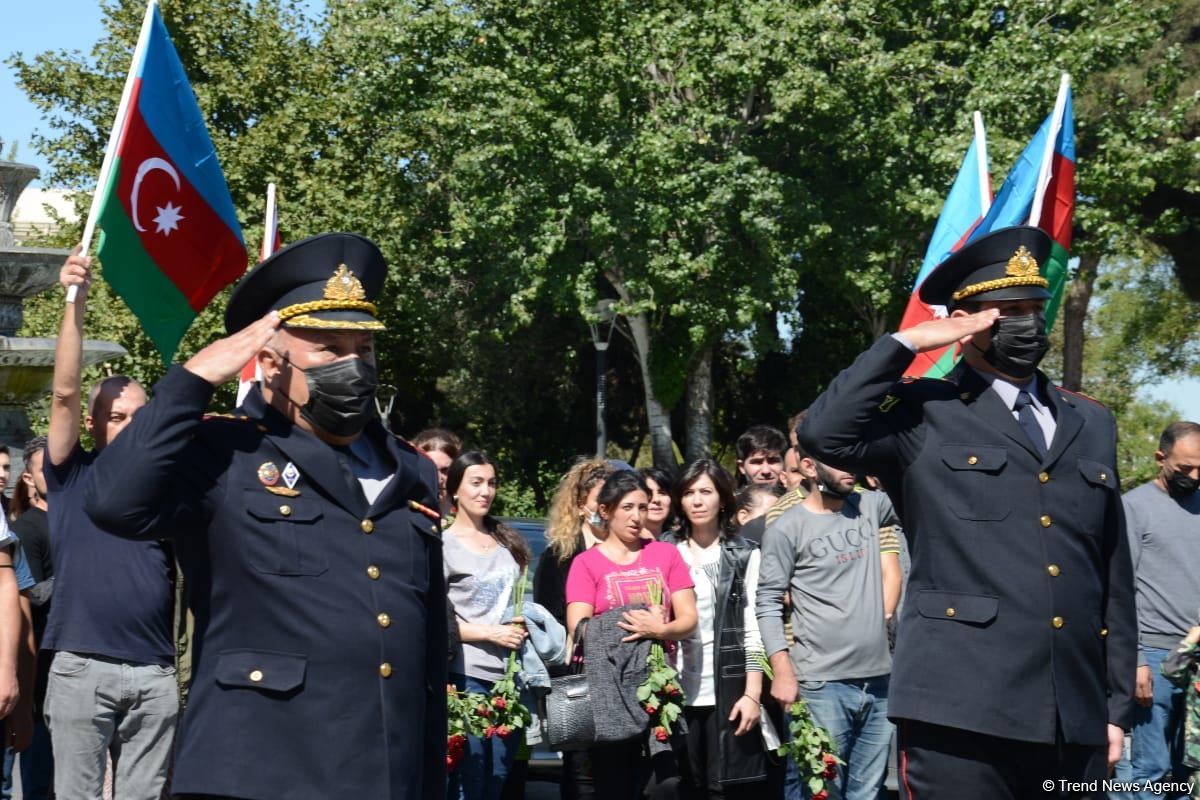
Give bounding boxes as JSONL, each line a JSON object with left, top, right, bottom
{"left": 379, "top": 662, "right": 393, "bottom": 678}
{"left": 361, "top": 519, "right": 375, "bottom": 533}
{"left": 1047, "top": 564, "right": 1061, "bottom": 577}
{"left": 1052, "top": 616, "right": 1064, "bottom": 629}
{"left": 249, "top": 669, "right": 264, "bottom": 682}
{"left": 1040, "top": 515, "right": 1052, "bottom": 528}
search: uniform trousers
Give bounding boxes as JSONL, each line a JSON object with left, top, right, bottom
{"left": 897, "top": 719, "right": 1107, "bottom": 800}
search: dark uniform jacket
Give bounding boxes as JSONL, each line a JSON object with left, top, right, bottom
{"left": 798, "top": 335, "right": 1136, "bottom": 746}
{"left": 83, "top": 366, "right": 447, "bottom": 800}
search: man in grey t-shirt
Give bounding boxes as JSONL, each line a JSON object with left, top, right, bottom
{"left": 758, "top": 451, "right": 901, "bottom": 800}
{"left": 1114, "top": 421, "right": 1200, "bottom": 797}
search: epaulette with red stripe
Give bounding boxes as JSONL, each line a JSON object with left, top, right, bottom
{"left": 1057, "top": 387, "right": 1107, "bottom": 408}
{"left": 408, "top": 499, "right": 443, "bottom": 524}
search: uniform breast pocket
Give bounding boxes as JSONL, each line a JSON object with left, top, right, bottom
{"left": 243, "top": 490, "right": 329, "bottom": 577}
{"left": 939, "top": 444, "right": 1010, "bottom": 521}
{"left": 1073, "top": 458, "right": 1117, "bottom": 531}
{"left": 407, "top": 514, "right": 439, "bottom": 592}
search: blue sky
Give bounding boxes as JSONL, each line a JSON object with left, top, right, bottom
{"left": 3, "top": 0, "right": 1198, "bottom": 421}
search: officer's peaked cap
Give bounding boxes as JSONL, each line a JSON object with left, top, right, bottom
{"left": 918, "top": 226, "right": 1053, "bottom": 308}
{"left": 225, "top": 232, "right": 387, "bottom": 335}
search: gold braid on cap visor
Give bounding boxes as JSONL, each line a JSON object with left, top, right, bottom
{"left": 952, "top": 275, "right": 1050, "bottom": 302}
{"left": 277, "top": 299, "right": 385, "bottom": 330}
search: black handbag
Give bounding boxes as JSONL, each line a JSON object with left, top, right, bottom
{"left": 545, "top": 618, "right": 594, "bottom": 751}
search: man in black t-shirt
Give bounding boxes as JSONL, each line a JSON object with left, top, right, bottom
{"left": 42, "top": 250, "right": 177, "bottom": 799}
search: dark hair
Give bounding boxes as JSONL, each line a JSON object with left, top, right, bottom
{"left": 638, "top": 467, "right": 676, "bottom": 530}
{"left": 733, "top": 484, "right": 783, "bottom": 527}
{"left": 23, "top": 436, "right": 46, "bottom": 465}
{"left": 596, "top": 470, "right": 650, "bottom": 517}
{"left": 735, "top": 425, "right": 787, "bottom": 461}
{"left": 9, "top": 436, "right": 47, "bottom": 520}
{"left": 412, "top": 428, "right": 462, "bottom": 459}
{"left": 674, "top": 458, "right": 738, "bottom": 538}
{"left": 0, "top": 445, "right": 8, "bottom": 457}
{"left": 445, "top": 451, "right": 531, "bottom": 568}
{"left": 1160, "top": 421, "right": 1200, "bottom": 456}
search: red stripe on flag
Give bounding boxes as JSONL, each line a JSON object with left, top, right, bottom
{"left": 114, "top": 107, "right": 246, "bottom": 313}
{"left": 1036, "top": 154, "right": 1074, "bottom": 249}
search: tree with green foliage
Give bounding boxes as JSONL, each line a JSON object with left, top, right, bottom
{"left": 10, "top": 0, "right": 1199, "bottom": 489}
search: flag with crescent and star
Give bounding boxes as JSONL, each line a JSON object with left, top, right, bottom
{"left": 95, "top": 2, "right": 246, "bottom": 360}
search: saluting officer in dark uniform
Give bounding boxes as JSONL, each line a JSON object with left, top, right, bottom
{"left": 83, "top": 233, "right": 446, "bottom": 800}
{"left": 799, "top": 226, "right": 1136, "bottom": 799}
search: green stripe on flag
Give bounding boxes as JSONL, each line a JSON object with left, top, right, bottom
{"left": 1043, "top": 240, "right": 1069, "bottom": 328}
{"left": 96, "top": 159, "right": 196, "bottom": 362}
{"left": 924, "top": 345, "right": 960, "bottom": 379}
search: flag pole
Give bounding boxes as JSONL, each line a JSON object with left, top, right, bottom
{"left": 68, "top": 0, "right": 158, "bottom": 304}
{"left": 1027, "top": 72, "right": 1070, "bottom": 228}
{"left": 260, "top": 182, "right": 278, "bottom": 261}
{"left": 973, "top": 110, "right": 991, "bottom": 215}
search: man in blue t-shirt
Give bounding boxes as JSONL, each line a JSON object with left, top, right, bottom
{"left": 41, "top": 250, "right": 176, "bottom": 798}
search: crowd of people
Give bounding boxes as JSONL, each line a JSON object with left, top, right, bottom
{"left": 0, "top": 225, "right": 1195, "bottom": 800}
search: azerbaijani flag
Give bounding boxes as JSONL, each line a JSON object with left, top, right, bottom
{"left": 92, "top": 1, "right": 246, "bottom": 361}
{"left": 967, "top": 74, "right": 1074, "bottom": 326}
{"left": 901, "top": 112, "right": 992, "bottom": 377}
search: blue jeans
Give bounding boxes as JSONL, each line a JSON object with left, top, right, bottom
{"left": 448, "top": 674, "right": 520, "bottom": 800}
{"left": 3, "top": 721, "right": 54, "bottom": 800}
{"left": 788, "top": 676, "right": 892, "bottom": 800}
{"left": 1110, "top": 647, "right": 1188, "bottom": 800}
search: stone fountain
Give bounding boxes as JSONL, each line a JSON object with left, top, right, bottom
{"left": 0, "top": 160, "right": 127, "bottom": 475}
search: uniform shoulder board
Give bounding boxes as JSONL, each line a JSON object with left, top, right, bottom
{"left": 408, "top": 499, "right": 442, "bottom": 523}
{"left": 1057, "top": 387, "right": 1107, "bottom": 408}
{"left": 201, "top": 413, "right": 252, "bottom": 422}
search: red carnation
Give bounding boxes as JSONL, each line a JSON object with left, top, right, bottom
{"left": 492, "top": 696, "right": 507, "bottom": 710}
{"left": 484, "top": 725, "right": 497, "bottom": 739}
{"left": 644, "top": 703, "right": 658, "bottom": 715}
{"left": 497, "top": 724, "right": 512, "bottom": 738}
{"left": 813, "top": 791, "right": 828, "bottom": 800}
{"left": 476, "top": 704, "right": 491, "bottom": 718}
{"left": 654, "top": 726, "right": 669, "bottom": 743}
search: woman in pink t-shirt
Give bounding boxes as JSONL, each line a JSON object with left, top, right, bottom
{"left": 565, "top": 471, "right": 697, "bottom": 639}
{"left": 564, "top": 470, "right": 697, "bottom": 798}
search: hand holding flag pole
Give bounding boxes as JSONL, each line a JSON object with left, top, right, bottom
{"left": 68, "top": 0, "right": 158, "bottom": 305}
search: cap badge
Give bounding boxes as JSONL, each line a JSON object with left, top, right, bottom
{"left": 324, "top": 264, "right": 367, "bottom": 302}
{"left": 1006, "top": 246, "right": 1040, "bottom": 278}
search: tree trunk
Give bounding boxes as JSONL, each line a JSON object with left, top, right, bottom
{"left": 684, "top": 346, "right": 713, "bottom": 463}
{"left": 1062, "top": 254, "right": 1100, "bottom": 392}
{"left": 626, "top": 311, "right": 677, "bottom": 470}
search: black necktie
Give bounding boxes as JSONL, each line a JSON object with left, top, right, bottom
{"left": 1014, "top": 390, "right": 1047, "bottom": 458}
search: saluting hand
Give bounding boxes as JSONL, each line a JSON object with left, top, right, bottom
{"left": 183, "top": 312, "right": 280, "bottom": 387}
{"left": 899, "top": 308, "right": 1000, "bottom": 354}
{"left": 60, "top": 246, "right": 91, "bottom": 298}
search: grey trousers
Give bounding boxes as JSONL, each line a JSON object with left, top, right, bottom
{"left": 44, "top": 651, "right": 179, "bottom": 800}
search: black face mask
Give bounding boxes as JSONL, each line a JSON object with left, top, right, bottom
{"left": 982, "top": 312, "right": 1049, "bottom": 380}
{"left": 1164, "top": 470, "right": 1199, "bottom": 498}
{"left": 287, "top": 357, "right": 379, "bottom": 437}
{"left": 814, "top": 462, "right": 854, "bottom": 499}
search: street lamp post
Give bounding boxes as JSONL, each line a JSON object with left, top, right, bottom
{"left": 588, "top": 299, "right": 618, "bottom": 458}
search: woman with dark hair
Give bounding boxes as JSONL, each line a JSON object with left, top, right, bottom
{"left": 443, "top": 451, "right": 532, "bottom": 800}
{"left": 666, "top": 459, "right": 769, "bottom": 798}
{"left": 638, "top": 467, "right": 675, "bottom": 540}
{"left": 565, "top": 471, "right": 697, "bottom": 799}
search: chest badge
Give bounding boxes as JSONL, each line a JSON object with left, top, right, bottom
{"left": 257, "top": 462, "right": 280, "bottom": 487}
{"left": 282, "top": 462, "right": 301, "bottom": 490}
